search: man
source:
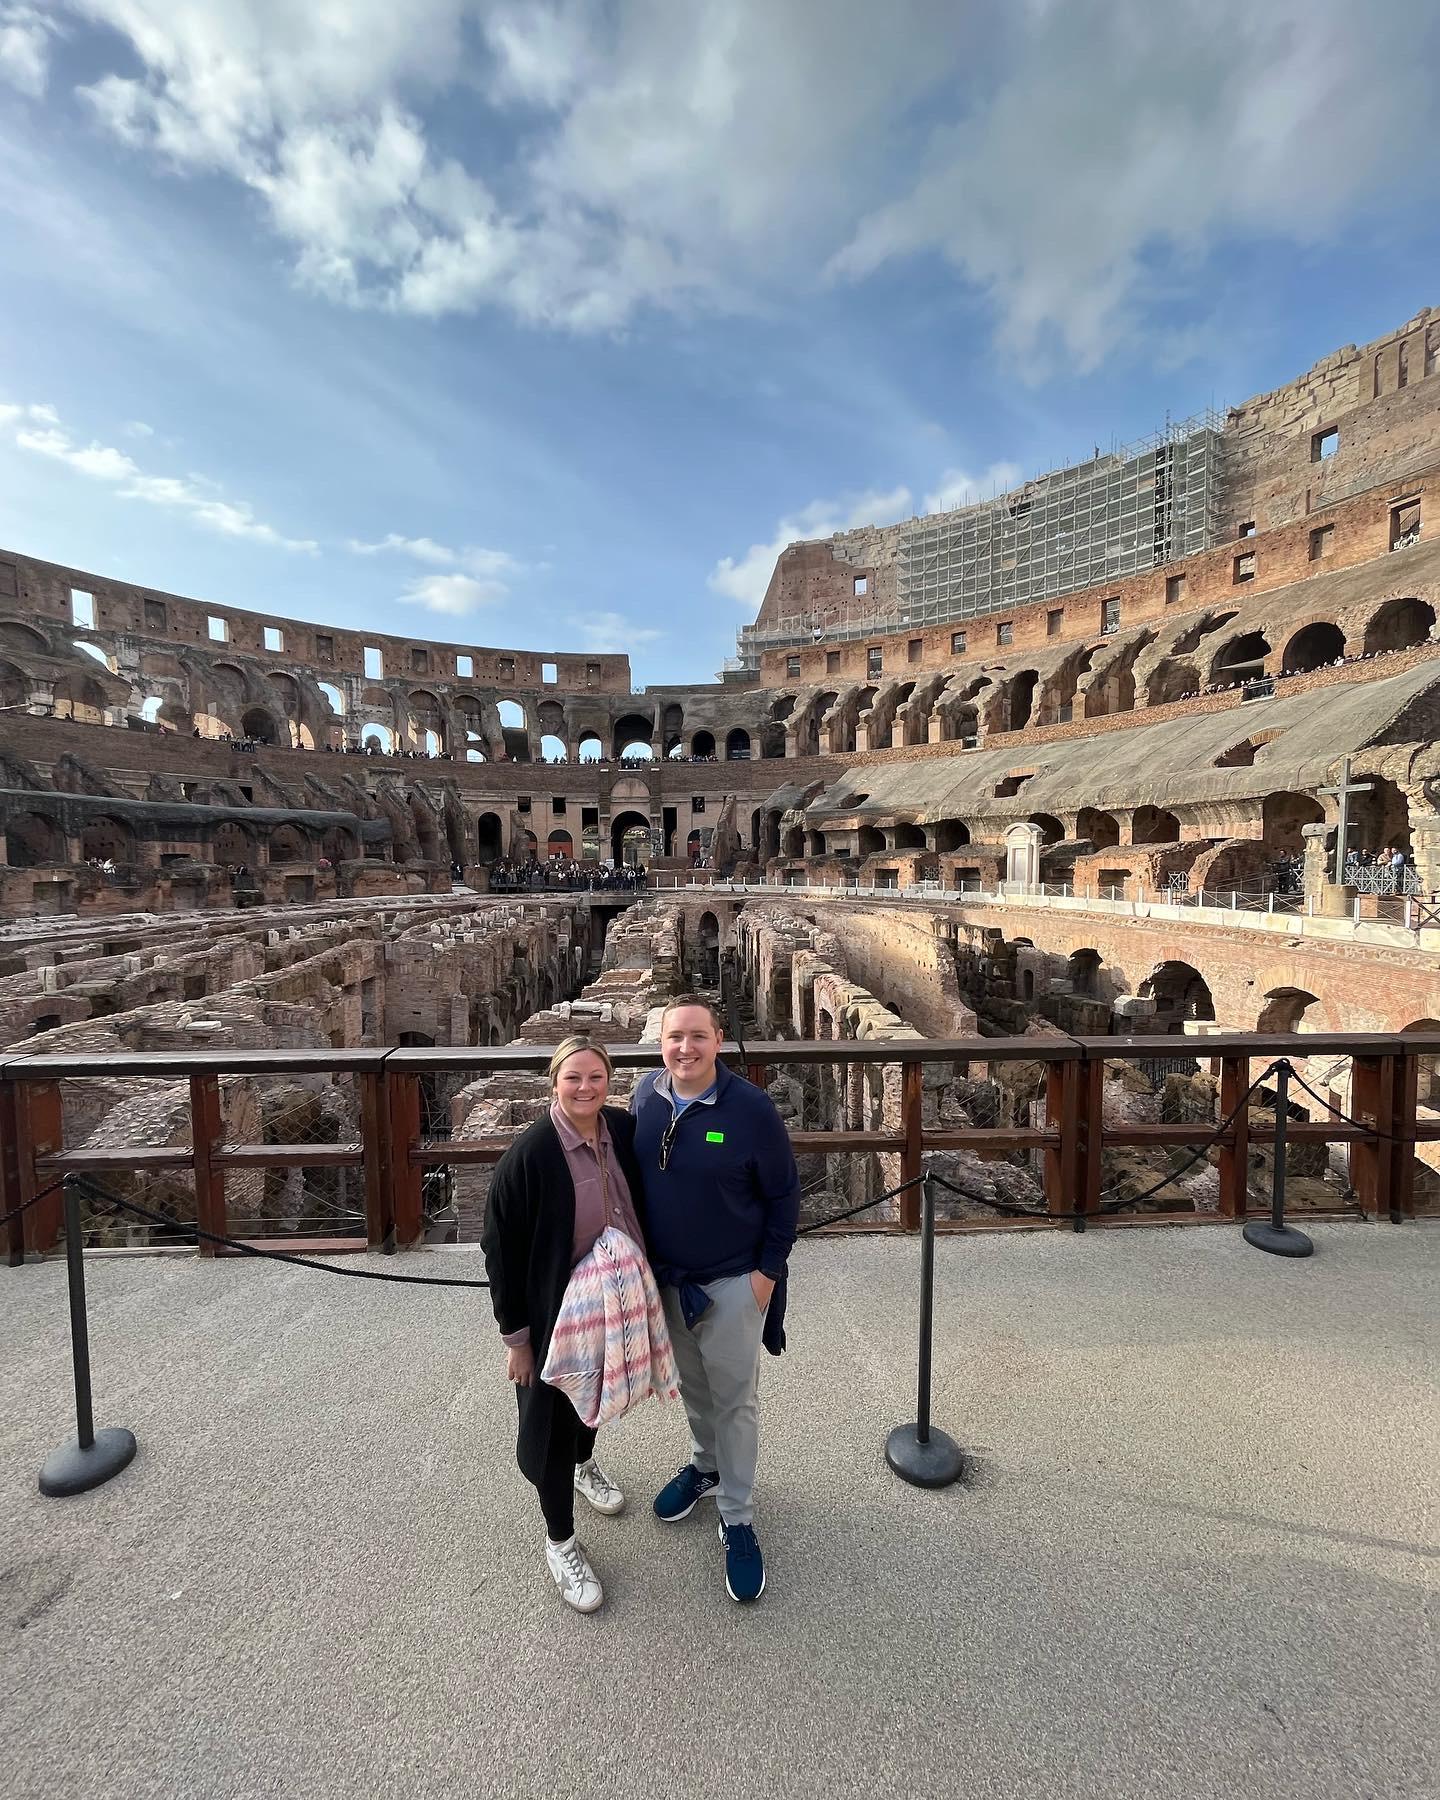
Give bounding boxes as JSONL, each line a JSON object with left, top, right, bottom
{"left": 632, "top": 995, "right": 799, "bottom": 1603}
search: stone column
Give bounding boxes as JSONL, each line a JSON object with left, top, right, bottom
{"left": 1411, "top": 816, "right": 1440, "bottom": 897}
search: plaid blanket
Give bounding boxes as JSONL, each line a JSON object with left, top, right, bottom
{"left": 540, "top": 1227, "right": 679, "bottom": 1428}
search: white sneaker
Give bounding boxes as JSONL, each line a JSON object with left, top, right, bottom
{"left": 545, "top": 1536, "right": 604, "bottom": 1613}
{"left": 573, "top": 1458, "right": 626, "bottom": 1517}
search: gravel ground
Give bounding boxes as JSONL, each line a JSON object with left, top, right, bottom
{"left": 2, "top": 1222, "right": 1436, "bottom": 1800}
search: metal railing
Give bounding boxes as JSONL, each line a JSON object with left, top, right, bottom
{"left": 4, "top": 1030, "right": 1435, "bottom": 1265}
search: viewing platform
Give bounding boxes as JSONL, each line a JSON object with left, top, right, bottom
{"left": 3, "top": 1225, "right": 1434, "bottom": 1798}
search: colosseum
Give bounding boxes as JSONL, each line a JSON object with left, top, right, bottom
{"left": 4, "top": 305, "right": 1440, "bottom": 1255}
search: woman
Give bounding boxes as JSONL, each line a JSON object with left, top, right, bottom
{"left": 481, "top": 1035, "right": 649, "bottom": 1615}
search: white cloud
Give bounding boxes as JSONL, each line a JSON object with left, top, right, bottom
{"left": 709, "top": 484, "right": 913, "bottom": 611}
{"left": 49, "top": 0, "right": 1434, "bottom": 362}
{"left": 348, "top": 532, "right": 459, "bottom": 565}
{"left": 398, "top": 572, "right": 506, "bottom": 615}
{"left": 923, "top": 460, "right": 1023, "bottom": 514}
{"left": 0, "top": 3, "right": 59, "bottom": 98}
{"left": 568, "top": 611, "right": 663, "bottom": 655}
{"left": 0, "top": 402, "right": 318, "bottom": 551}
{"left": 124, "top": 418, "right": 155, "bottom": 437}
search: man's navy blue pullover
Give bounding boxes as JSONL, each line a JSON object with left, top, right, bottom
{"left": 632, "top": 1061, "right": 800, "bottom": 1336}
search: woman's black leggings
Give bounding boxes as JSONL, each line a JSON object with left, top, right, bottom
{"left": 534, "top": 1399, "right": 597, "bottom": 1542}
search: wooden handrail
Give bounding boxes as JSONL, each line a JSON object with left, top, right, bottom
{"left": 3, "top": 1031, "right": 1430, "bottom": 1265}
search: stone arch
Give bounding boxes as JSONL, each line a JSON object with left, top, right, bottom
{"left": 614, "top": 714, "right": 654, "bottom": 760}
{"left": 1006, "top": 669, "right": 1039, "bottom": 732}
{"left": 52, "top": 675, "right": 108, "bottom": 724}
{"left": 1363, "top": 596, "right": 1435, "bottom": 656}
{"left": 1139, "top": 960, "right": 1214, "bottom": 1030}
{"left": 360, "top": 722, "right": 394, "bottom": 754}
{"left": 320, "top": 825, "right": 357, "bottom": 862}
{"left": 0, "top": 619, "right": 47, "bottom": 654}
{"left": 1281, "top": 621, "right": 1346, "bottom": 674}
{"left": 1256, "top": 986, "right": 1319, "bottom": 1033}
{"left": 1131, "top": 805, "right": 1180, "bottom": 845}
{"left": 318, "top": 681, "right": 345, "bottom": 717}
{"left": 782, "top": 824, "right": 805, "bottom": 858}
{"left": 540, "top": 734, "right": 566, "bottom": 761}
{"left": 933, "top": 819, "right": 970, "bottom": 851}
{"left": 268, "top": 822, "right": 314, "bottom": 863}
{"left": 726, "top": 727, "right": 751, "bottom": 761}
{"left": 475, "top": 812, "right": 503, "bottom": 864}
{"left": 1066, "top": 948, "right": 1103, "bottom": 997}
{"left": 1028, "top": 812, "right": 1064, "bottom": 845}
{"left": 689, "top": 729, "right": 716, "bottom": 758}
{"left": 577, "top": 730, "right": 603, "bottom": 762}
{"left": 893, "top": 822, "right": 925, "bottom": 849}
{"left": 611, "top": 809, "right": 651, "bottom": 865}
{"left": 1262, "top": 791, "right": 1324, "bottom": 856}
{"left": 547, "top": 828, "right": 574, "bottom": 857}
{"left": 661, "top": 703, "right": 684, "bottom": 750}
{"left": 241, "top": 706, "right": 280, "bottom": 744}
{"left": 80, "top": 814, "right": 136, "bottom": 863}
{"left": 1209, "top": 631, "right": 1270, "bottom": 685}
{"left": 4, "top": 810, "right": 60, "bottom": 867}
{"left": 212, "top": 821, "right": 255, "bottom": 866}
{"left": 1145, "top": 658, "right": 1199, "bottom": 707}
{"left": 857, "top": 824, "right": 884, "bottom": 857}
{"left": 1076, "top": 806, "right": 1120, "bottom": 849}
{"left": 0, "top": 659, "right": 28, "bottom": 708}
{"left": 408, "top": 689, "right": 447, "bottom": 753}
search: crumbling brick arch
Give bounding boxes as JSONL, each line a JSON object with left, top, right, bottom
{"left": 0, "top": 658, "right": 28, "bottom": 708}
{"left": 1363, "top": 596, "right": 1436, "bottom": 656}
{"left": 1281, "top": 620, "right": 1346, "bottom": 674}
{"left": 267, "top": 822, "right": 315, "bottom": 863}
{"left": 4, "top": 809, "right": 61, "bottom": 867}
{"left": 80, "top": 813, "right": 136, "bottom": 863}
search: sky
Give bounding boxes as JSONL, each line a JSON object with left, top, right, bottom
{"left": 1, "top": 1, "right": 1437, "bottom": 688}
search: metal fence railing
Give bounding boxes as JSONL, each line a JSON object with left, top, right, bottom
{"left": 5, "top": 1031, "right": 1435, "bottom": 1265}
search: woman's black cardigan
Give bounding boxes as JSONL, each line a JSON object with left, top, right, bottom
{"left": 480, "top": 1107, "right": 647, "bottom": 1484}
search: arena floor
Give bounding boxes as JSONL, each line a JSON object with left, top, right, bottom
{"left": 2, "top": 1223, "right": 1436, "bottom": 1800}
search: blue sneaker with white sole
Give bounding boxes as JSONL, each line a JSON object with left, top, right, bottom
{"left": 653, "top": 1463, "right": 720, "bottom": 1522}
{"left": 718, "top": 1519, "right": 765, "bottom": 1602}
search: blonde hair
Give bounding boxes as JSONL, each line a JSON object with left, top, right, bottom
{"left": 547, "top": 1035, "right": 614, "bottom": 1086}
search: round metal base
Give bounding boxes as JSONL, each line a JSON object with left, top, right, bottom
{"left": 1243, "top": 1220, "right": 1314, "bottom": 1259}
{"left": 39, "top": 1428, "right": 137, "bottom": 1497}
{"left": 885, "top": 1424, "right": 964, "bottom": 1489}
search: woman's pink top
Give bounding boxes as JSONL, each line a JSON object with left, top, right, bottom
{"left": 500, "top": 1104, "right": 643, "bottom": 1347}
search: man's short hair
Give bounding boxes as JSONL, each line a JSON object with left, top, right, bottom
{"left": 660, "top": 994, "right": 724, "bottom": 1033}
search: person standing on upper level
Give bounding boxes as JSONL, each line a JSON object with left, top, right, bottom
{"left": 631, "top": 996, "right": 800, "bottom": 1604}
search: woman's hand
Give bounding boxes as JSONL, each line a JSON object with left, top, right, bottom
{"left": 506, "top": 1343, "right": 536, "bottom": 1387}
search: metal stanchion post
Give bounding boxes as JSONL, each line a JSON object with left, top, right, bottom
{"left": 1243, "top": 1062, "right": 1314, "bottom": 1258}
{"left": 38, "top": 1182, "right": 138, "bottom": 1497}
{"left": 885, "top": 1173, "right": 964, "bottom": 1488}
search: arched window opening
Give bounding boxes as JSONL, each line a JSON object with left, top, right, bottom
{"left": 611, "top": 811, "right": 652, "bottom": 866}
{"left": 540, "top": 734, "right": 566, "bottom": 761}
{"left": 1281, "top": 622, "right": 1346, "bottom": 674}
{"left": 1363, "top": 597, "right": 1435, "bottom": 656}
{"left": 893, "top": 823, "right": 926, "bottom": 850}
{"left": 726, "top": 728, "right": 751, "bottom": 761}
{"left": 1131, "top": 806, "right": 1180, "bottom": 845}
{"left": 547, "top": 829, "right": 574, "bottom": 857}
{"left": 690, "top": 729, "right": 716, "bottom": 759}
{"left": 5, "top": 811, "right": 60, "bottom": 868}
{"left": 360, "top": 723, "right": 394, "bottom": 754}
{"left": 1076, "top": 807, "right": 1119, "bottom": 850}
{"left": 934, "top": 820, "right": 970, "bottom": 852}
{"left": 1007, "top": 670, "right": 1039, "bottom": 732}
{"left": 268, "top": 823, "right": 314, "bottom": 863}
{"left": 80, "top": 815, "right": 135, "bottom": 864}
{"left": 1262, "top": 791, "right": 1324, "bottom": 856}
{"left": 613, "top": 715, "right": 654, "bottom": 760}
{"left": 212, "top": 822, "right": 254, "bottom": 866}
{"left": 619, "top": 739, "right": 653, "bottom": 761}
{"left": 1028, "top": 813, "right": 1064, "bottom": 845}
{"left": 140, "top": 695, "right": 164, "bottom": 723}
{"left": 497, "top": 699, "right": 526, "bottom": 730}
{"left": 73, "top": 639, "right": 113, "bottom": 670}
{"left": 476, "top": 812, "right": 504, "bottom": 864}
{"left": 241, "top": 707, "right": 278, "bottom": 745}
{"left": 1067, "top": 949, "right": 1102, "bottom": 997}
{"left": 1211, "top": 632, "right": 1270, "bottom": 684}
{"left": 1139, "top": 961, "right": 1215, "bottom": 1032}
{"left": 577, "top": 732, "right": 602, "bottom": 763}
{"left": 318, "top": 682, "right": 344, "bottom": 715}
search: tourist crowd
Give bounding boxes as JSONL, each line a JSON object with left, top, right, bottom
{"left": 487, "top": 855, "right": 649, "bottom": 892}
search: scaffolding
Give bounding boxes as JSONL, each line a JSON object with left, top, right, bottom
{"left": 730, "top": 409, "right": 1226, "bottom": 667}
{"left": 899, "top": 411, "right": 1225, "bottom": 626}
